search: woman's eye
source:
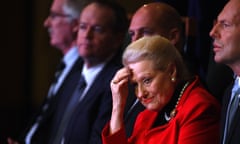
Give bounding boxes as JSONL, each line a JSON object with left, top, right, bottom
{"left": 143, "top": 78, "right": 152, "bottom": 85}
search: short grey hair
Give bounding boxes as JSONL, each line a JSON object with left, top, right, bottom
{"left": 122, "top": 35, "right": 190, "bottom": 81}
{"left": 63, "top": 0, "right": 91, "bottom": 19}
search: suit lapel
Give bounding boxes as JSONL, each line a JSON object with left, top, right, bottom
{"left": 46, "top": 58, "right": 83, "bottom": 140}
{"left": 33, "top": 57, "right": 83, "bottom": 128}
{"left": 63, "top": 52, "right": 122, "bottom": 143}
{"left": 220, "top": 83, "right": 233, "bottom": 143}
{"left": 78, "top": 54, "right": 122, "bottom": 104}
{"left": 226, "top": 103, "right": 240, "bottom": 143}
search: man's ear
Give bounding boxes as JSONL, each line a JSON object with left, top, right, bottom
{"left": 72, "top": 19, "right": 79, "bottom": 33}
{"left": 169, "top": 28, "right": 180, "bottom": 46}
{"left": 71, "top": 19, "right": 79, "bottom": 39}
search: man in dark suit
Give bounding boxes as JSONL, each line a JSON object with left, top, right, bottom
{"left": 50, "top": 1, "right": 129, "bottom": 144}
{"left": 209, "top": 0, "right": 240, "bottom": 143}
{"left": 7, "top": 0, "right": 89, "bottom": 143}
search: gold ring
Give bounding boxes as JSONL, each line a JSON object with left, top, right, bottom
{"left": 112, "top": 80, "right": 118, "bottom": 84}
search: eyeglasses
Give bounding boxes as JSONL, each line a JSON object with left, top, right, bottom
{"left": 49, "top": 12, "right": 72, "bottom": 19}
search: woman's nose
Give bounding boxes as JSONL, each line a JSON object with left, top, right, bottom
{"left": 136, "top": 84, "right": 147, "bottom": 99}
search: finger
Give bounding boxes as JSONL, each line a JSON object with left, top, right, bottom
{"left": 112, "top": 69, "right": 131, "bottom": 84}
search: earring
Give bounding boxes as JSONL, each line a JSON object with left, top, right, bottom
{"left": 171, "top": 77, "right": 176, "bottom": 82}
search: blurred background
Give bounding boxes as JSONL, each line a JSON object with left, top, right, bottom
{"left": 1, "top": 0, "right": 227, "bottom": 143}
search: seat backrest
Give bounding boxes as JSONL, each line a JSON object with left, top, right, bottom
{"left": 182, "top": 16, "right": 197, "bottom": 56}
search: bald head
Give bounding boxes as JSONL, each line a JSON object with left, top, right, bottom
{"left": 129, "top": 2, "right": 183, "bottom": 51}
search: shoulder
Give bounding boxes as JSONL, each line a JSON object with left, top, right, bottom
{"left": 177, "top": 76, "right": 221, "bottom": 122}
{"left": 182, "top": 76, "right": 220, "bottom": 107}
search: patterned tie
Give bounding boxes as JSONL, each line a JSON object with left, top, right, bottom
{"left": 53, "top": 75, "right": 86, "bottom": 144}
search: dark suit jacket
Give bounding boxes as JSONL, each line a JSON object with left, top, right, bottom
{"left": 19, "top": 57, "right": 83, "bottom": 144}
{"left": 62, "top": 51, "right": 123, "bottom": 144}
{"left": 220, "top": 82, "right": 240, "bottom": 144}
{"left": 124, "top": 98, "right": 145, "bottom": 138}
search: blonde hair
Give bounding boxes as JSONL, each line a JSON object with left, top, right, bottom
{"left": 123, "top": 35, "right": 190, "bottom": 80}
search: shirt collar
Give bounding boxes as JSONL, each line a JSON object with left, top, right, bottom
{"left": 232, "top": 76, "right": 240, "bottom": 94}
{"left": 62, "top": 46, "right": 79, "bottom": 66}
{"left": 82, "top": 62, "right": 106, "bottom": 87}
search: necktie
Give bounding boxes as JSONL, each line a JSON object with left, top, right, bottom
{"left": 223, "top": 87, "right": 240, "bottom": 144}
{"left": 55, "top": 61, "right": 66, "bottom": 80}
{"left": 25, "top": 61, "right": 66, "bottom": 144}
{"left": 53, "top": 75, "right": 86, "bottom": 144}
{"left": 227, "top": 88, "right": 240, "bottom": 131}
{"left": 48, "top": 61, "right": 66, "bottom": 97}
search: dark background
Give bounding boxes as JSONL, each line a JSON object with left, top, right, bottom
{"left": 1, "top": 0, "right": 227, "bottom": 143}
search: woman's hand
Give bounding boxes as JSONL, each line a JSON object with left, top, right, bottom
{"left": 111, "top": 67, "right": 131, "bottom": 109}
{"left": 110, "top": 67, "right": 131, "bottom": 134}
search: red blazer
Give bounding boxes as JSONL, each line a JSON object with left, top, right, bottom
{"left": 102, "top": 76, "right": 221, "bottom": 144}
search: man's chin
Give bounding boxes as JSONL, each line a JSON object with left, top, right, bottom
{"left": 214, "top": 55, "right": 224, "bottom": 64}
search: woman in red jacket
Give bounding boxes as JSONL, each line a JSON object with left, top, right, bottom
{"left": 102, "top": 35, "right": 221, "bottom": 144}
